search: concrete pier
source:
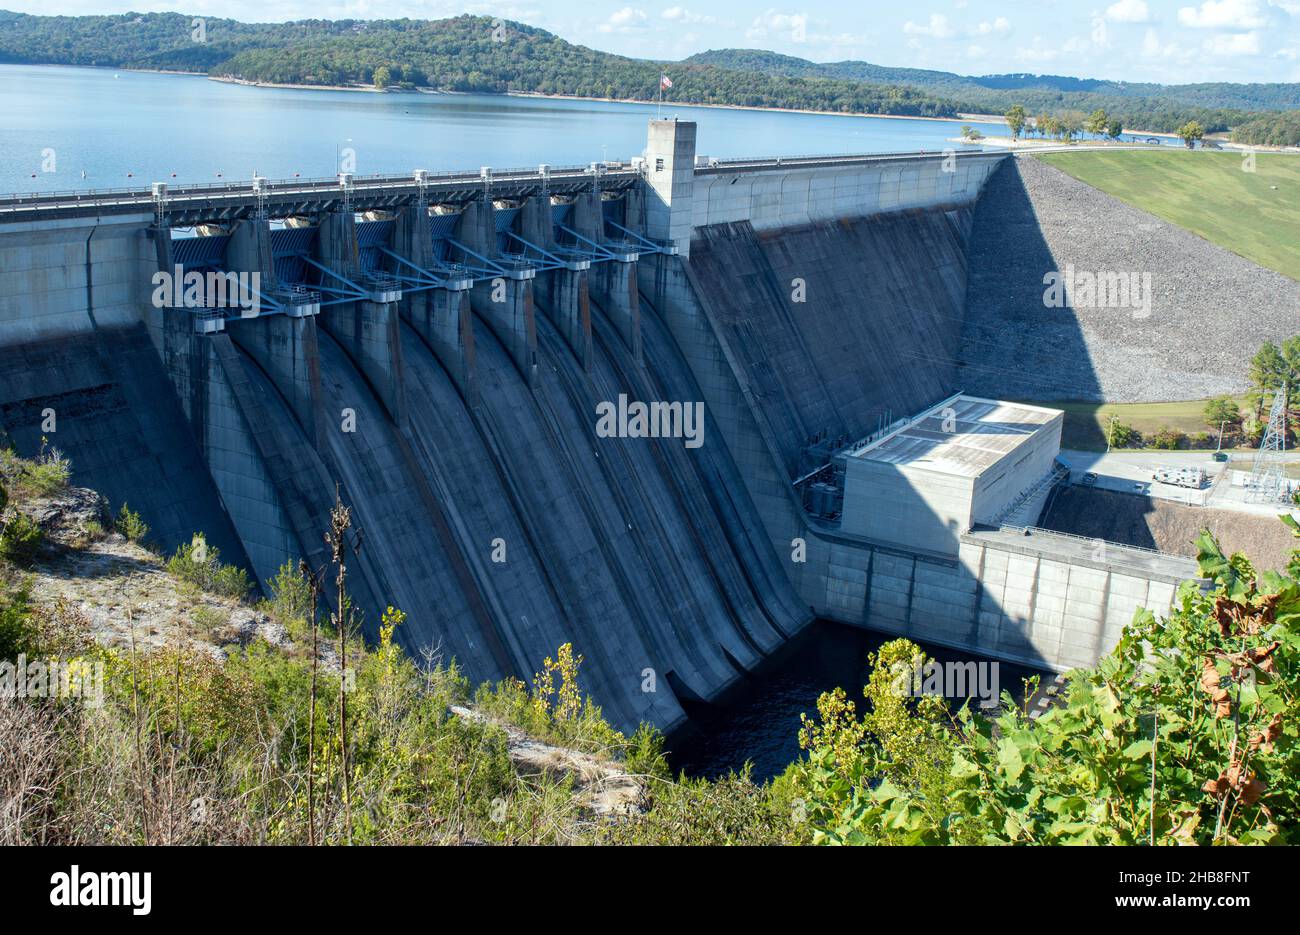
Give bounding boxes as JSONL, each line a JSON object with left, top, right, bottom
{"left": 390, "top": 204, "right": 479, "bottom": 403}
{"left": 539, "top": 267, "right": 592, "bottom": 370}
{"left": 519, "top": 195, "right": 554, "bottom": 248}
{"left": 405, "top": 284, "right": 478, "bottom": 405}
{"left": 227, "top": 312, "right": 325, "bottom": 449}
{"left": 590, "top": 258, "right": 641, "bottom": 362}
{"left": 457, "top": 199, "right": 538, "bottom": 387}
{"left": 226, "top": 217, "right": 278, "bottom": 290}
{"left": 332, "top": 299, "right": 408, "bottom": 426}
{"left": 470, "top": 275, "right": 537, "bottom": 388}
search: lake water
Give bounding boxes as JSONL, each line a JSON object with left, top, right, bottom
{"left": 0, "top": 64, "right": 1015, "bottom": 195}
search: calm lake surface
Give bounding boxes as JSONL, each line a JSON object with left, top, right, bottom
{"left": 0, "top": 64, "right": 1013, "bottom": 194}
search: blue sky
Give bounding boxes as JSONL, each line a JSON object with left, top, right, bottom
{"left": 10, "top": 1, "right": 1300, "bottom": 83}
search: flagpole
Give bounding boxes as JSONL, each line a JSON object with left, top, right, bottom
{"left": 657, "top": 77, "right": 662, "bottom": 120}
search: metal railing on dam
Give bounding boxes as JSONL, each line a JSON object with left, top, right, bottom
{"left": 695, "top": 149, "right": 1006, "bottom": 174}
{"left": 0, "top": 163, "right": 642, "bottom": 225}
{"left": 0, "top": 148, "right": 1008, "bottom": 226}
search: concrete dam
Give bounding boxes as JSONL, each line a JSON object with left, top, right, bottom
{"left": 0, "top": 121, "right": 1214, "bottom": 730}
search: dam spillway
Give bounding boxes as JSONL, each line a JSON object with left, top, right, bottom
{"left": 2, "top": 121, "right": 1260, "bottom": 731}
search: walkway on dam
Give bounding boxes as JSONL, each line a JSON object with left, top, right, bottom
{"left": 964, "top": 525, "right": 1199, "bottom": 582}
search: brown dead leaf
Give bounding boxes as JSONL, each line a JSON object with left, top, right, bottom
{"left": 1249, "top": 712, "right": 1283, "bottom": 755}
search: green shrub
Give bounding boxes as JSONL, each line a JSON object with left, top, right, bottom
{"left": 623, "top": 722, "right": 670, "bottom": 779}
{"left": 0, "top": 441, "right": 70, "bottom": 503}
{"left": 23, "top": 438, "right": 70, "bottom": 496}
{"left": 1203, "top": 395, "right": 1240, "bottom": 431}
{"left": 597, "top": 767, "right": 802, "bottom": 845}
{"left": 268, "top": 560, "right": 311, "bottom": 625}
{"left": 1151, "top": 425, "right": 1187, "bottom": 449}
{"left": 0, "top": 512, "right": 43, "bottom": 563}
{"left": 1108, "top": 421, "right": 1141, "bottom": 448}
{"left": 211, "top": 565, "right": 252, "bottom": 601}
{"left": 0, "top": 580, "right": 37, "bottom": 659}
{"left": 474, "top": 642, "right": 650, "bottom": 763}
{"left": 1241, "top": 417, "right": 1265, "bottom": 447}
{"left": 115, "top": 503, "right": 149, "bottom": 543}
{"left": 191, "top": 605, "right": 227, "bottom": 631}
{"left": 166, "top": 533, "right": 252, "bottom": 601}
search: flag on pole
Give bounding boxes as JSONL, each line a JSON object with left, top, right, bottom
{"left": 660, "top": 74, "right": 673, "bottom": 90}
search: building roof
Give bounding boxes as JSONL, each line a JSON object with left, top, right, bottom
{"left": 850, "top": 395, "right": 1061, "bottom": 478}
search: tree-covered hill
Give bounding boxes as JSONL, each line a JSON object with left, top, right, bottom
{"left": 0, "top": 11, "right": 1296, "bottom": 142}
{"left": 0, "top": 12, "right": 957, "bottom": 118}
{"left": 685, "top": 48, "right": 1300, "bottom": 142}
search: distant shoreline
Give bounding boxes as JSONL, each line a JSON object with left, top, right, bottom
{"left": 106, "top": 69, "right": 998, "bottom": 125}
{"left": 502, "top": 88, "right": 1003, "bottom": 125}
{"left": 210, "top": 73, "right": 999, "bottom": 124}
{"left": 5, "top": 64, "right": 1244, "bottom": 141}
{"left": 210, "top": 74, "right": 386, "bottom": 93}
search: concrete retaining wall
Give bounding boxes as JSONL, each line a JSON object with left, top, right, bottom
{"left": 0, "top": 214, "right": 153, "bottom": 341}
{"left": 691, "top": 154, "right": 1004, "bottom": 231}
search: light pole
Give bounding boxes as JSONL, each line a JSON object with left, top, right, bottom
{"left": 1106, "top": 414, "right": 1118, "bottom": 453}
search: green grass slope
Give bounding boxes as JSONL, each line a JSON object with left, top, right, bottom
{"left": 1036, "top": 150, "right": 1300, "bottom": 281}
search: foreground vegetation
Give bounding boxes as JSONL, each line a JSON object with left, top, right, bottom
{"left": 1036, "top": 151, "right": 1300, "bottom": 281}
{"left": 798, "top": 528, "right": 1297, "bottom": 844}
{"left": 2, "top": 443, "right": 1297, "bottom": 844}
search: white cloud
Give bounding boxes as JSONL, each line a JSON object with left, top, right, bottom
{"left": 966, "top": 44, "right": 987, "bottom": 57}
{"left": 1014, "top": 42, "right": 1059, "bottom": 63}
{"left": 903, "top": 14, "right": 955, "bottom": 38}
{"left": 743, "top": 10, "right": 867, "bottom": 49}
{"left": 746, "top": 9, "right": 810, "bottom": 41}
{"left": 975, "top": 16, "right": 1011, "bottom": 34}
{"left": 1202, "top": 29, "right": 1262, "bottom": 52}
{"left": 661, "top": 6, "right": 716, "bottom": 25}
{"left": 597, "top": 6, "right": 647, "bottom": 33}
{"left": 1142, "top": 27, "right": 1175, "bottom": 54}
{"left": 1105, "top": 0, "right": 1151, "bottom": 22}
{"left": 1177, "top": 0, "right": 1266, "bottom": 28}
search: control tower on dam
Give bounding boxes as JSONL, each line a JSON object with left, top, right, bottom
{"left": 0, "top": 120, "right": 1203, "bottom": 729}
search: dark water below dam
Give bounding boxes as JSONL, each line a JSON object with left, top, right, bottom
{"left": 668, "top": 620, "right": 1049, "bottom": 782}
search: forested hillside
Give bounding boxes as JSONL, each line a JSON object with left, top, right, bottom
{"left": 0, "top": 12, "right": 957, "bottom": 117}
{"left": 686, "top": 48, "right": 1300, "bottom": 141}
{"left": 0, "top": 10, "right": 1295, "bottom": 141}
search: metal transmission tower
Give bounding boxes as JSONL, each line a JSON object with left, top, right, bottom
{"left": 1247, "top": 384, "right": 1290, "bottom": 504}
